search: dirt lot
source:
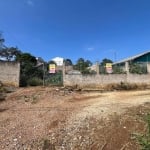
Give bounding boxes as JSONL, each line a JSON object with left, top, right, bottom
{"left": 0, "top": 87, "right": 150, "bottom": 150}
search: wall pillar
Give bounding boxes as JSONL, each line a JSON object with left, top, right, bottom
{"left": 62, "top": 62, "right": 65, "bottom": 85}
{"left": 147, "top": 63, "right": 150, "bottom": 74}
{"left": 125, "top": 61, "right": 129, "bottom": 74}
{"left": 96, "top": 61, "right": 100, "bottom": 75}
{"left": 125, "top": 61, "right": 129, "bottom": 82}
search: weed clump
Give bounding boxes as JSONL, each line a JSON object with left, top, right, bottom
{"left": 42, "top": 139, "right": 55, "bottom": 150}
{"left": 27, "top": 78, "right": 43, "bottom": 86}
{"left": 133, "top": 114, "right": 150, "bottom": 150}
{"left": 105, "top": 82, "right": 148, "bottom": 91}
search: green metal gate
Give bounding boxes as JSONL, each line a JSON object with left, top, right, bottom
{"left": 45, "top": 71, "right": 63, "bottom": 86}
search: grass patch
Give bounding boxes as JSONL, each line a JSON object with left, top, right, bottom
{"left": 134, "top": 114, "right": 150, "bottom": 150}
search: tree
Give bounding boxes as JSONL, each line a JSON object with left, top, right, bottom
{"left": 0, "top": 33, "right": 21, "bottom": 61}
{"left": 0, "top": 33, "right": 5, "bottom": 50}
{"left": 16, "top": 53, "right": 43, "bottom": 86}
{"left": 100, "top": 58, "right": 113, "bottom": 66}
{"left": 16, "top": 53, "right": 36, "bottom": 64}
{"left": 85, "top": 60, "right": 92, "bottom": 67}
{"left": 112, "top": 65, "right": 125, "bottom": 74}
{"left": 64, "top": 58, "right": 73, "bottom": 66}
{"left": 0, "top": 33, "right": 43, "bottom": 86}
{"left": 129, "top": 63, "right": 147, "bottom": 74}
{"left": 74, "top": 58, "right": 92, "bottom": 74}
{"left": 48, "top": 60, "right": 57, "bottom": 65}
{"left": 0, "top": 47, "right": 22, "bottom": 61}
{"left": 100, "top": 58, "right": 113, "bottom": 74}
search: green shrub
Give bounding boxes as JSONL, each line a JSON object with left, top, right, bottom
{"left": 27, "top": 78, "right": 43, "bottom": 86}
{"left": 112, "top": 66, "right": 126, "bottom": 74}
{"left": 129, "top": 63, "right": 147, "bottom": 74}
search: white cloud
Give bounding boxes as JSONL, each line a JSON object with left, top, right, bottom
{"left": 26, "top": 0, "right": 34, "bottom": 6}
{"left": 87, "top": 47, "right": 95, "bottom": 51}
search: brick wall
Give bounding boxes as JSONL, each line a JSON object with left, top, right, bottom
{"left": 0, "top": 61, "right": 20, "bottom": 87}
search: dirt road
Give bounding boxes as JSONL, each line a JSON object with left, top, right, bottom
{"left": 0, "top": 87, "right": 150, "bottom": 149}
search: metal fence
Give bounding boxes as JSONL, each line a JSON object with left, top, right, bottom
{"left": 45, "top": 70, "right": 63, "bottom": 86}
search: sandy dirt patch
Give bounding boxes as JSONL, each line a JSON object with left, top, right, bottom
{"left": 0, "top": 87, "right": 150, "bottom": 149}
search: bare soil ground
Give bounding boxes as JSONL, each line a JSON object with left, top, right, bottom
{"left": 0, "top": 87, "right": 150, "bottom": 150}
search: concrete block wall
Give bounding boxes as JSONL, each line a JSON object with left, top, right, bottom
{"left": 64, "top": 74, "right": 127, "bottom": 87}
{"left": 64, "top": 74, "right": 150, "bottom": 87}
{"left": 127, "top": 74, "right": 150, "bottom": 84}
{"left": 0, "top": 61, "right": 20, "bottom": 87}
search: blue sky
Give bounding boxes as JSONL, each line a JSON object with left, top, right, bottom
{"left": 0, "top": 0, "right": 150, "bottom": 63}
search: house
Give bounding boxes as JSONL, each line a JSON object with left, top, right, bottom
{"left": 88, "top": 64, "right": 97, "bottom": 71}
{"left": 50, "top": 57, "right": 73, "bottom": 73}
{"left": 52, "top": 57, "right": 64, "bottom": 66}
{"left": 113, "top": 51, "right": 150, "bottom": 73}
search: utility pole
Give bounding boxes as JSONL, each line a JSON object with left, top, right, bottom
{"left": 114, "top": 51, "right": 117, "bottom": 62}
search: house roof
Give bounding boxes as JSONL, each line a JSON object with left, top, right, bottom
{"left": 113, "top": 51, "right": 150, "bottom": 65}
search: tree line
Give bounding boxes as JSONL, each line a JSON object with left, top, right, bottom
{"left": 0, "top": 33, "right": 147, "bottom": 86}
